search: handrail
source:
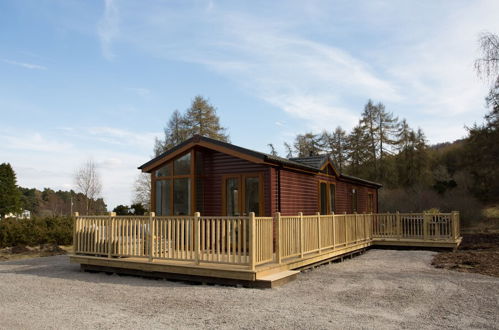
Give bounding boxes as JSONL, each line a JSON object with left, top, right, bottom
{"left": 73, "top": 211, "right": 460, "bottom": 270}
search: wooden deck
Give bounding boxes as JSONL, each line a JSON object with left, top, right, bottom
{"left": 71, "top": 212, "right": 461, "bottom": 287}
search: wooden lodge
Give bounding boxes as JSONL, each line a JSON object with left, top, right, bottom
{"left": 70, "top": 136, "right": 462, "bottom": 287}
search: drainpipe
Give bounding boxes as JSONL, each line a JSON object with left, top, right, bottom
{"left": 277, "top": 166, "right": 282, "bottom": 213}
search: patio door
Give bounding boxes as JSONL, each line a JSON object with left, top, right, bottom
{"left": 224, "top": 174, "right": 263, "bottom": 216}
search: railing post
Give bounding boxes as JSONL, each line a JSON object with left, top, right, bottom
{"left": 396, "top": 211, "right": 401, "bottom": 239}
{"left": 354, "top": 212, "right": 358, "bottom": 243}
{"left": 423, "top": 212, "right": 429, "bottom": 240}
{"left": 452, "top": 211, "right": 459, "bottom": 240}
{"left": 249, "top": 212, "right": 256, "bottom": 270}
{"left": 108, "top": 212, "right": 115, "bottom": 258}
{"left": 344, "top": 212, "right": 347, "bottom": 245}
{"left": 276, "top": 212, "right": 281, "bottom": 264}
{"left": 316, "top": 212, "right": 321, "bottom": 253}
{"left": 148, "top": 212, "right": 155, "bottom": 262}
{"left": 299, "top": 212, "right": 304, "bottom": 258}
{"left": 332, "top": 212, "right": 336, "bottom": 248}
{"left": 195, "top": 212, "right": 200, "bottom": 265}
{"left": 73, "top": 212, "right": 79, "bottom": 254}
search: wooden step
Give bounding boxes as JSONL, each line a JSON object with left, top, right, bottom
{"left": 254, "top": 270, "right": 300, "bottom": 288}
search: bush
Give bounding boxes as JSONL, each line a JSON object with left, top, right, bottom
{"left": 0, "top": 216, "right": 73, "bottom": 248}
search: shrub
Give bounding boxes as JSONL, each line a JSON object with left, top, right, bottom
{"left": 0, "top": 216, "right": 73, "bottom": 248}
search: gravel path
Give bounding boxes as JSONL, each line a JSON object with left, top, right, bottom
{"left": 1, "top": 250, "right": 498, "bottom": 329}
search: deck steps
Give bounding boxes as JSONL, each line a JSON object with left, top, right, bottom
{"left": 255, "top": 270, "right": 300, "bottom": 288}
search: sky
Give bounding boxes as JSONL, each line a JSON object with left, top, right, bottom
{"left": 1, "top": 0, "right": 498, "bottom": 209}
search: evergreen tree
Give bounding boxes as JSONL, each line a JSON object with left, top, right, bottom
{"left": 376, "top": 102, "right": 399, "bottom": 182}
{"left": 0, "top": 163, "right": 22, "bottom": 218}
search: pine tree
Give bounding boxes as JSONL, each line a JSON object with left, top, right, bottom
{"left": 0, "top": 163, "right": 22, "bottom": 218}
{"left": 184, "top": 95, "right": 229, "bottom": 141}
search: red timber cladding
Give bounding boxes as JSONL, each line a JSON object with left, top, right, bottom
{"left": 280, "top": 169, "right": 378, "bottom": 215}
{"left": 279, "top": 169, "right": 318, "bottom": 216}
{"left": 197, "top": 147, "right": 274, "bottom": 216}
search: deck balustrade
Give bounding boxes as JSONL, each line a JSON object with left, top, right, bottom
{"left": 73, "top": 211, "right": 461, "bottom": 270}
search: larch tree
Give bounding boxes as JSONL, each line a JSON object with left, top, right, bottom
{"left": 284, "top": 142, "right": 293, "bottom": 158}
{"left": 0, "top": 163, "right": 22, "bottom": 218}
{"left": 347, "top": 125, "right": 370, "bottom": 177}
{"left": 376, "top": 102, "right": 399, "bottom": 182}
{"left": 184, "top": 95, "right": 229, "bottom": 141}
{"left": 293, "top": 132, "right": 321, "bottom": 157}
{"left": 320, "top": 127, "right": 349, "bottom": 172}
{"left": 267, "top": 143, "right": 278, "bottom": 156}
{"left": 154, "top": 110, "right": 189, "bottom": 156}
{"left": 359, "top": 100, "right": 379, "bottom": 178}
{"left": 74, "top": 160, "right": 102, "bottom": 215}
{"left": 154, "top": 96, "right": 229, "bottom": 156}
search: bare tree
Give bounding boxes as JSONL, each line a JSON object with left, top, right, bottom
{"left": 133, "top": 173, "right": 151, "bottom": 210}
{"left": 74, "top": 160, "right": 102, "bottom": 215}
{"left": 475, "top": 32, "right": 499, "bottom": 83}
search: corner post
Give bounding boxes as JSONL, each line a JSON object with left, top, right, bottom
{"left": 249, "top": 212, "right": 256, "bottom": 270}
{"left": 299, "top": 212, "right": 304, "bottom": 258}
{"left": 73, "top": 212, "right": 79, "bottom": 254}
{"left": 148, "top": 212, "right": 155, "bottom": 262}
{"left": 276, "top": 212, "right": 282, "bottom": 264}
{"left": 396, "top": 211, "right": 401, "bottom": 239}
{"left": 108, "top": 212, "right": 115, "bottom": 258}
{"left": 316, "top": 212, "right": 322, "bottom": 253}
{"left": 194, "top": 212, "right": 201, "bottom": 265}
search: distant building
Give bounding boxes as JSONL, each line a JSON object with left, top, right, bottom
{"left": 4, "top": 210, "right": 31, "bottom": 220}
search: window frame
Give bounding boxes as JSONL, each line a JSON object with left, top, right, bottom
{"left": 318, "top": 180, "right": 336, "bottom": 215}
{"left": 222, "top": 172, "right": 264, "bottom": 216}
{"left": 152, "top": 150, "right": 196, "bottom": 216}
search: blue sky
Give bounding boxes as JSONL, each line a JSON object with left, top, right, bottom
{"left": 1, "top": 0, "right": 498, "bottom": 209}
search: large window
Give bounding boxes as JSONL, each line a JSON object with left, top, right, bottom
{"left": 319, "top": 181, "right": 336, "bottom": 215}
{"left": 154, "top": 152, "right": 193, "bottom": 216}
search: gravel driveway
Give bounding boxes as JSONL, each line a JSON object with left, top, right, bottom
{"left": 1, "top": 249, "right": 498, "bottom": 329}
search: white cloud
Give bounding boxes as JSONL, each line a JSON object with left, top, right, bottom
{"left": 97, "top": 0, "right": 120, "bottom": 59}
{"left": 126, "top": 87, "right": 151, "bottom": 98}
{"left": 0, "top": 131, "right": 71, "bottom": 152}
{"left": 1, "top": 58, "right": 47, "bottom": 70}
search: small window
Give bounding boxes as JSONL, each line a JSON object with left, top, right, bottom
{"left": 320, "top": 182, "right": 328, "bottom": 215}
{"left": 174, "top": 153, "right": 191, "bottom": 175}
{"left": 156, "top": 163, "right": 171, "bottom": 177}
{"left": 329, "top": 184, "right": 335, "bottom": 213}
{"left": 352, "top": 189, "right": 358, "bottom": 213}
{"left": 367, "top": 193, "right": 374, "bottom": 213}
{"left": 245, "top": 177, "right": 260, "bottom": 216}
{"left": 226, "top": 178, "right": 240, "bottom": 216}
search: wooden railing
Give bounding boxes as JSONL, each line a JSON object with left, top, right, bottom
{"left": 74, "top": 211, "right": 460, "bottom": 270}
{"left": 372, "top": 212, "right": 460, "bottom": 241}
